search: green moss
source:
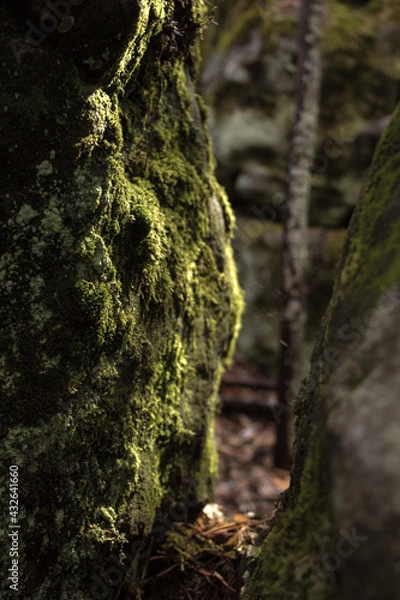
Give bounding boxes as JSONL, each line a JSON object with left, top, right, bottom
{"left": 243, "top": 434, "right": 333, "bottom": 600}
{"left": 334, "top": 102, "right": 400, "bottom": 301}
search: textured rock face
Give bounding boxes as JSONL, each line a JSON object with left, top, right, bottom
{"left": 242, "top": 102, "right": 400, "bottom": 600}
{"left": 0, "top": 2, "right": 242, "bottom": 598}
{"left": 326, "top": 301, "right": 400, "bottom": 600}
{"left": 201, "top": 0, "right": 400, "bottom": 375}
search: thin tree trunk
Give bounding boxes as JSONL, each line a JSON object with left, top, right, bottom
{"left": 274, "top": 0, "right": 324, "bottom": 469}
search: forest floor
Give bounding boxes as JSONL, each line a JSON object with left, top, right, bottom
{"left": 215, "top": 355, "right": 290, "bottom": 517}
{"left": 135, "top": 357, "right": 290, "bottom": 600}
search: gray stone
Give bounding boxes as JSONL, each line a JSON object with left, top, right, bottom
{"left": 233, "top": 219, "right": 346, "bottom": 376}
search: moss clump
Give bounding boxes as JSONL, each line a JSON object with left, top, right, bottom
{"left": 243, "top": 441, "right": 333, "bottom": 600}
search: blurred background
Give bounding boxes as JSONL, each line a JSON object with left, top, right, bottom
{"left": 201, "top": 0, "right": 400, "bottom": 376}
{"left": 199, "top": 0, "right": 400, "bottom": 514}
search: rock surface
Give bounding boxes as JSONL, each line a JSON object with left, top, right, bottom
{"left": 242, "top": 98, "right": 400, "bottom": 600}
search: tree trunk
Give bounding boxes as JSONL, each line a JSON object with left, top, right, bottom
{"left": 0, "top": 2, "right": 242, "bottom": 598}
{"left": 243, "top": 102, "right": 400, "bottom": 599}
{"left": 275, "top": 0, "right": 324, "bottom": 470}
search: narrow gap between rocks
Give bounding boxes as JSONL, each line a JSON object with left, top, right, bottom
{"left": 129, "top": 355, "right": 290, "bottom": 600}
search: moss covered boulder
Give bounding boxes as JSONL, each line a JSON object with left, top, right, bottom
{"left": 242, "top": 102, "right": 400, "bottom": 600}
{"left": 0, "top": 2, "right": 242, "bottom": 598}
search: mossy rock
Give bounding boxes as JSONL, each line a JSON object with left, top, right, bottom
{"left": 242, "top": 101, "right": 400, "bottom": 600}
{"left": 0, "top": 2, "right": 242, "bottom": 598}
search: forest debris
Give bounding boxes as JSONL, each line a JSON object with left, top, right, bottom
{"left": 139, "top": 505, "right": 273, "bottom": 600}
{"left": 215, "top": 412, "right": 289, "bottom": 515}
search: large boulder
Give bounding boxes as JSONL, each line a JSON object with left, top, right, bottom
{"left": 0, "top": 2, "right": 242, "bottom": 598}
{"left": 242, "top": 100, "right": 400, "bottom": 600}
